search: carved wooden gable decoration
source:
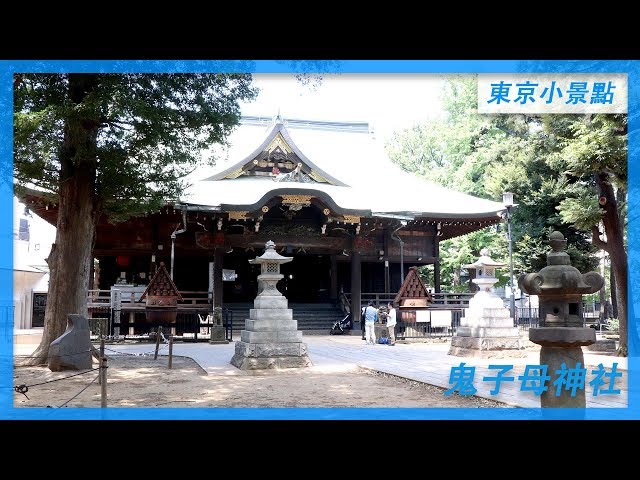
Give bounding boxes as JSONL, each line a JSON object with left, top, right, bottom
{"left": 207, "top": 122, "right": 347, "bottom": 187}
{"left": 394, "top": 266, "right": 432, "bottom": 308}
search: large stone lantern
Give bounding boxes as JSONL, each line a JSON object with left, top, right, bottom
{"left": 519, "top": 231, "right": 604, "bottom": 408}
{"left": 449, "top": 248, "right": 524, "bottom": 357}
{"left": 230, "top": 240, "right": 311, "bottom": 370}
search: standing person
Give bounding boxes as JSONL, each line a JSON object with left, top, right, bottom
{"left": 363, "top": 301, "right": 378, "bottom": 345}
{"left": 386, "top": 302, "right": 397, "bottom": 346}
{"left": 361, "top": 304, "right": 367, "bottom": 340}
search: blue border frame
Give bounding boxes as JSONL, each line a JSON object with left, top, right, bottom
{"left": 1, "top": 59, "right": 637, "bottom": 420}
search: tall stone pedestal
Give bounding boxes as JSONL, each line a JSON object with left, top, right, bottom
{"left": 230, "top": 240, "right": 311, "bottom": 370}
{"left": 208, "top": 307, "right": 229, "bottom": 344}
{"left": 449, "top": 291, "right": 525, "bottom": 358}
{"left": 374, "top": 323, "right": 389, "bottom": 343}
{"left": 209, "top": 325, "right": 229, "bottom": 344}
{"left": 529, "top": 327, "right": 595, "bottom": 408}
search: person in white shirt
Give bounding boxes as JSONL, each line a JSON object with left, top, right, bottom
{"left": 363, "top": 301, "right": 378, "bottom": 345}
{"left": 386, "top": 302, "right": 397, "bottom": 346}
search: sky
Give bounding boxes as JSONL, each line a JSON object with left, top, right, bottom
{"left": 239, "top": 73, "right": 451, "bottom": 144}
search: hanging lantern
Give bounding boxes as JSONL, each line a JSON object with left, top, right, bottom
{"left": 116, "top": 255, "right": 130, "bottom": 267}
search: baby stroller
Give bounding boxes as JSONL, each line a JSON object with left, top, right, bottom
{"left": 329, "top": 313, "right": 352, "bottom": 335}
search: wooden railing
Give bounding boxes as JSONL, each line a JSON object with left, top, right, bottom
{"left": 87, "top": 289, "right": 212, "bottom": 312}
{"left": 338, "top": 291, "right": 351, "bottom": 315}
{"left": 343, "top": 292, "right": 474, "bottom": 310}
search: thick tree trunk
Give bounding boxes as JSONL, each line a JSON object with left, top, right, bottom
{"left": 599, "top": 286, "right": 606, "bottom": 324}
{"left": 610, "top": 268, "right": 618, "bottom": 318}
{"left": 594, "top": 172, "right": 627, "bottom": 356}
{"left": 20, "top": 75, "right": 99, "bottom": 366}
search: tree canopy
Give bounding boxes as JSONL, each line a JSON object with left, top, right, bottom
{"left": 15, "top": 73, "right": 257, "bottom": 221}
{"left": 14, "top": 73, "right": 258, "bottom": 365}
{"left": 386, "top": 75, "right": 629, "bottom": 355}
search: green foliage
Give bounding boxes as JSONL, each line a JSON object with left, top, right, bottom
{"left": 557, "top": 189, "right": 602, "bottom": 231}
{"left": 14, "top": 73, "right": 258, "bottom": 222}
{"left": 606, "top": 318, "right": 619, "bottom": 333}
{"left": 386, "top": 76, "right": 622, "bottom": 293}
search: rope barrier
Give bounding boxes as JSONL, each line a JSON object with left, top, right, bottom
{"left": 102, "top": 345, "right": 168, "bottom": 357}
{"left": 11, "top": 349, "right": 93, "bottom": 360}
{"left": 14, "top": 367, "right": 101, "bottom": 399}
{"left": 57, "top": 374, "right": 100, "bottom": 408}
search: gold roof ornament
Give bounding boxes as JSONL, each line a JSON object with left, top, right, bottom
{"left": 281, "top": 194, "right": 313, "bottom": 209}
{"left": 227, "top": 211, "right": 248, "bottom": 220}
{"left": 266, "top": 133, "right": 293, "bottom": 154}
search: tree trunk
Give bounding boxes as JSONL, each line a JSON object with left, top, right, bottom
{"left": 20, "top": 74, "right": 99, "bottom": 366}
{"left": 595, "top": 172, "right": 627, "bottom": 356}
{"left": 598, "top": 286, "right": 606, "bottom": 324}
{"left": 610, "top": 268, "right": 618, "bottom": 318}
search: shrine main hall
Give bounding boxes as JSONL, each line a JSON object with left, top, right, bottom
{"left": 25, "top": 115, "right": 507, "bottom": 323}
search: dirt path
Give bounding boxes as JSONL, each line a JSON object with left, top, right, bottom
{"left": 13, "top": 354, "right": 511, "bottom": 409}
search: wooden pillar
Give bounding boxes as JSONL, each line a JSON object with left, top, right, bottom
{"left": 383, "top": 228, "right": 390, "bottom": 294}
{"left": 350, "top": 250, "right": 361, "bottom": 320}
{"left": 214, "top": 247, "right": 224, "bottom": 307}
{"left": 128, "top": 311, "right": 135, "bottom": 335}
{"left": 330, "top": 254, "right": 338, "bottom": 301}
{"left": 434, "top": 239, "right": 441, "bottom": 293}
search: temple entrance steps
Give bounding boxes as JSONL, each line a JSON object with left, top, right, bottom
{"left": 223, "top": 302, "right": 349, "bottom": 335}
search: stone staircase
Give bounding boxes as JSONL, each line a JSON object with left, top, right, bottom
{"left": 223, "top": 302, "right": 349, "bottom": 335}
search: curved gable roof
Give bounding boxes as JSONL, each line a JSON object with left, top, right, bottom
{"left": 181, "top": 117, "right": 506, "bottom": 224}
{"left": 203, "top": 121, "right": 347, "bottom": 187}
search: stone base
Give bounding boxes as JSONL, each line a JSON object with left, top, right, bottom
{"left": 456, "top": 326, "right": 521, "bottom": 337}
{"left": 230, "top": 340, "right": 312, "bottom": 370}
{"left": 448, "top": 336, "right": 527, "bottom": 358}
{"left": 539, "top": 345, "right": 587, "bottom": 408}
{"left": 48, "top": 314, "right": 93, "bottom": 371}
{"left": 374, "top": 324, "right": 389, "bottom": 339}
{"left": 528, "top": 328, "right": 597, "bottom": 408}
{"left": 208, "top": 326, "right": 229, "bottom": 344}
{"left": 230, "top": 355, "right": 312, "bottom": 370}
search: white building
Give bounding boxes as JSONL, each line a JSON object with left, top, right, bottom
{"left": 13, "top": 196, "right": 56, "bottom": 329}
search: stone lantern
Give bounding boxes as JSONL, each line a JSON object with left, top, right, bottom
{"left": 448, "top": 248, "right": 525, "bottom": 357}
{"left": 519, "top": 231, "right": 604, "bottom": 408}
{"left": 230, "top": 240, "right": 311, "bottom": 370}
{"left": 464, "top": 249, "right": 506, "bottom": 296}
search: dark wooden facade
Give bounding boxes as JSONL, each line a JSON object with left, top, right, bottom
{"left": 23, "top": 192, "right": 499, "bottom": 308}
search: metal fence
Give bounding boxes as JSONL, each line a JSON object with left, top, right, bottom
{"left": 515, "top": 307, "right": 539, "bottom": 331}
{"left": 394, "top": 307, "right": 463, "bottom": 340}
{"left": 345, "top": 292, "right": 475, "bottom": 311}
{"left": 89, "top": 308, "right": 234, "bottom": 342}
{"left": 514, "top": 304, "right": 609, "bottom": 331}
{"left": 393, "top": 304, "right": 607, "bottom": 339}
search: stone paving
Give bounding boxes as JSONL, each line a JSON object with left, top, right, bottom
{"left": 13, "top": 329, "right": 631, "bottom": 412}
